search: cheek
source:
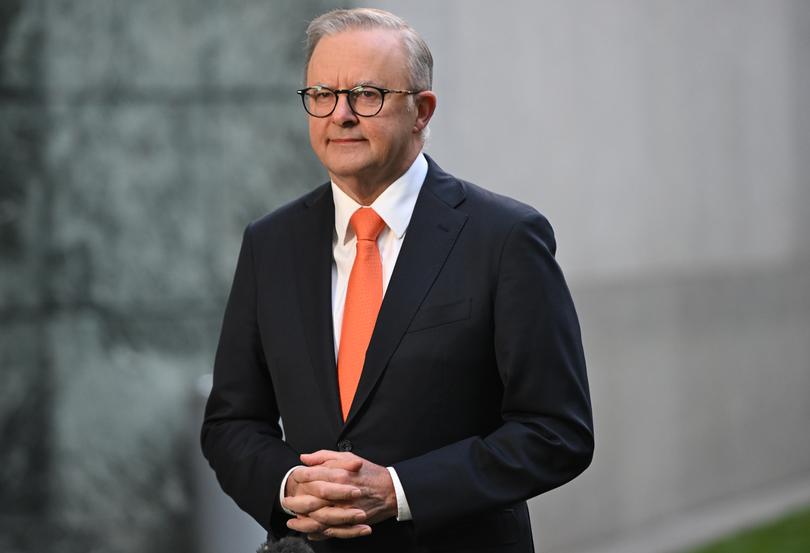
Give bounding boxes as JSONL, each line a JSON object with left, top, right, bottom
{"left": 364, "top": 125, "right": 390, "bottom": 153}
{"left": 308, "top": 121, "right": 325, "bottom": 149}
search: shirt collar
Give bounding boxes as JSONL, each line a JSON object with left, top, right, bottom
{"left": 332, "top": 152, "right": 428, "bottom": 244}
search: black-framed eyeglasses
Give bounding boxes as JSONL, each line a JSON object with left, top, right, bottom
{"left": 296, "top": 85, "right": 419, "bottom": 118}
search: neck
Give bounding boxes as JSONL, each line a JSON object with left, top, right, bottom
{"left": 332, "top": 178, "right": 392, "bottom": 206}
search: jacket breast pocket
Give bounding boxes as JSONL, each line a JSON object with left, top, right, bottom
{"left": 406, "top": 298, "right": 471, "bottom": 333}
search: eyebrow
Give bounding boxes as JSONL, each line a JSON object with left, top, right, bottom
{"left": 312, "top": 80, "right": 382, "bottom": 89}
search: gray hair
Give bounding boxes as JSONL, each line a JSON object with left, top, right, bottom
{"left": 304, "top": 8, "right": 433, "bottom": 91}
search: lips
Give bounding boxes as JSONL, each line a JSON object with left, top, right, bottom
{"left": 329, "top": 138, "right": 365, "bottom": 144}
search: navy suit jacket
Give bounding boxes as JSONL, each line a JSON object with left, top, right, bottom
{"left": 201, "top": 156, "right": 594, "bottom": 553}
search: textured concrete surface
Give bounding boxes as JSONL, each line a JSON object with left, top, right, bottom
{"left": 0, "top": 105, "right": 47, "bottom": 310}
{"left": 44, "top": 102, "right": 318, "bottom": 306}
{"left": 0, "top": 1, "right": 51, "bottom": 539}
{"left": 48, "top": 310, "right": 198, "bottom": 551}
{"left": 43, "top": 0, "right": 325, "bottom": 92}
{"left": 0, "top": 321, "right": 51, "bottom": 519}
{"left": 0, "top": 1, "right": 340, "bottom": 551}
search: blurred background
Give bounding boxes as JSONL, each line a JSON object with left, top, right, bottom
{"left": 1, "top": 1, "right": 808, "bottom": 552}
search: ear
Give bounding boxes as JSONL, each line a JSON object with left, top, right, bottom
{"left": 412, "top": 91, "right": 437, "bottom": 134}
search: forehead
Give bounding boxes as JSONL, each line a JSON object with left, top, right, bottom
{"left": 307, "top": 29, "right": 409, "bottom": 86}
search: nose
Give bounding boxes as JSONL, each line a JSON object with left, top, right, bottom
{"left": 331, "top": 93, "right": 358, "bottom": 127}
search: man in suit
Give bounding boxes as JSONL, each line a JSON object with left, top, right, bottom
{"left": 201, "top": 8, "right": 593, "bottom": 553}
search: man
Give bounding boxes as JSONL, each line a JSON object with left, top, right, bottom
{"left": 201, "top": 8, "right": 593, "bottom": 553}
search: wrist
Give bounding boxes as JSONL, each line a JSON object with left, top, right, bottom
{"left": 279, "top": 465, "right": 302, "bottom": 517}
{"left": 383, "top": 468, "right": 398, "bottom": 520}
{"left": 285, "top": 471, "right": 297, "bottom": 497}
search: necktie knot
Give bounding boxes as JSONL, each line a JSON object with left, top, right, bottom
{"left": 350, "top": 208, "right": 385, "bottom": 242}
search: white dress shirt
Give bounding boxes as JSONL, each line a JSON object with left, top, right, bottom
{"left": 279, "top": 153, "right": 428, "bottom": 523}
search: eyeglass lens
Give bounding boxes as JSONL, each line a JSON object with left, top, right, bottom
{"left": 303, "top": 87, "right": 384, "bottom": 117}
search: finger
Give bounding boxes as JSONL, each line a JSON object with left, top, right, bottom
{"left": 306, "top": 533, "right": 329, "bottom": 542}
{"left": 282, "top": 494, "right": 329, "bottom": 514}
{"left": 300, "top": 449, "right": 342, "bottom": 463}
{"left": 319, "top": 457, "right": 364, "bottom": 472}
{"left": 308, "top": 506, "right": 366, "bottom": 526}
{"left": 301, "top": 450, "right": 361, "bottom": 471}
{"left": 286, "top": 515, "right": 325, "bottom": 534}
{"left": 322, "top": 524, "right": 372, "bottom": 539}
{"left": 293, "top": 466, "right": 354, "bottom": 485}
{"left": 300, "top": 480, "right": 362, "bottom": 502}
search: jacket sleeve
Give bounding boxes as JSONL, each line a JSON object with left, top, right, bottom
{"left": 392, "top": 210, "right": 594, "bottom": 537}
{"left": 200, "top": 222, "right": 300, "bottom": 539}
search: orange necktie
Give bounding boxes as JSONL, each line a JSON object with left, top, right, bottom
{"left": 337, "top": 208, "right": 386, "bottom": 420}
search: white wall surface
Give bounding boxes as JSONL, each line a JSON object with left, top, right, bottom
{"left": 368, "top": 1, "right": 810, "bottom": 552}
{"left": 373, "top": 0, "right": 807, "bottom": 285}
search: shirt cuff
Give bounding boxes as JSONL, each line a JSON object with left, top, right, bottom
{"left": 279, "top": 465, "right": 302, "bottom": 517}
{"left": 386, "top": 466, "right": 412, "bottom": 521}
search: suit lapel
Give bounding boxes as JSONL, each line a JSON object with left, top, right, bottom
{"left": 341, "top": 158, "right": 468, "bottom": 431}
{"left": 293, "top": 184, "right": 343, "bottom": 433}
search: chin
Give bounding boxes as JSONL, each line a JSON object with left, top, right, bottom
{"left": 323, "top": 156, "right": 372, "bottom": 179}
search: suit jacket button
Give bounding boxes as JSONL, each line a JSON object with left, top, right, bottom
{"left": 337, "top": 440, "right": 353, "bottom": 452}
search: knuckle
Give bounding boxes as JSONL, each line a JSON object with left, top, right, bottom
{"left": 283, "top": 497, "right": 298, "bottom": 509}
{"left": 305, "top": 519, "right": 325, "bottom": 533}
{"left": 333, "top": 470, "right": 349, "bottom": 484}
{"left": 335, "top": 528, "right": 360, "bottom": 539}
{"left": 302, "top": 498, "right": 316, "bottom": 512}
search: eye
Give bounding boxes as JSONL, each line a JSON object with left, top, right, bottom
{"left": 352, "top": 87, "right": 381, "bottom": 101}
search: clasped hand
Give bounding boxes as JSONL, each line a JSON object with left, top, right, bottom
{"left": 282, "top": 450, "right": 397, "bottom": 540}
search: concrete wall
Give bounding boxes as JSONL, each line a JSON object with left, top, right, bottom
{"left": 370, "top": 1, "right": 810, "bottom": 552}
{"left": 0, "top": 1, "right": 340, "bottom": 551}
